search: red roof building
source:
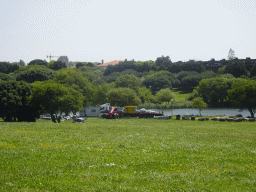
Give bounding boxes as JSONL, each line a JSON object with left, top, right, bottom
{"left": 97, "top": 60, "right": 124, "bottom": 68}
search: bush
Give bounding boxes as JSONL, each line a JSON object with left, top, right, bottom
{"left": 138, "top": 101, "right": 192, "bottom": 109}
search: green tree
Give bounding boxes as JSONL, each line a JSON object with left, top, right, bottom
{"left": 0, "top": 72, "right": 15, "bottom": 81}
{"left": 155, "top": 55, "right": 172, "bottom": 70}
{"left": 137, "top": 86, "right": 155, "bottom": 103}
{"left": 28, "top": 59, "right": 48, "bottom": 66}
{"left": 87, "top": 62, "right": 95, "bottom": 67}
{"left": 107, "top": 88, "right": 141, "bottom": 106}
{"left": 219, "top": 73, "right": 235, "bottom": 79}
{"left": 91, "top": 83, "right": 115, "bottom": 106}
{"left": 217, "top": 65, "right": 226, "bottom": 74}
{"left": 19, "top": 60, "right": 26, "bottom": 67}
{"left": 78, "top": 66, "right": 105, "bottom": 84}
{"left": 228, "top": 79, "right": 256, "bottom": 117}
{"left": 250, "top": 64, "right": 256, "bottom": 77}
{"left": 142, "top": 71, "right": 173, "bottom": 94}
{"left": 50, "top": 61, "right": 67, "bottom": 70}
{"left": 54, "top": 69, "right": 93, "bottom": 106}
{"left": 29, "top": 81, "right": 84, "bottom": 122}
{"left": 155, "top": 88, "right": 175, "bottom": 104}
{"left": 0, "top": 62, "right": 20, "bottom": 74}
{"left": 200, "top": 71, "right": 217, "bottom": 79}
{"left": 76, "top": 62, "right": 87, "bottom": 68}
{"left": 180, "top": 75, "right": 202, "bottom": 91}
{"left": 187, "top": 89, "right": 200, "bottom": 101}
{"left": 59, "top": 87, "right": 84, "bottom": 116}
{"left": 192, "top": 97, "right": 207, "bottom": 116}
{"left": 16, "top": 68, "right": 56, "bottom": 83}
{"left": 181, "top": 61, "right": 205, "bottom": 73}
{"left": 115, "top": 74, "right": 140, "bottom": 92}
{"left": 176, "top": 71, "right": 200, "bottom": 81}
{"left": 103, "top": 72, "right": 121, "bottom": 83}
{"left": 47, "top": 60, "right": 56, "bottom": 69}
{"left": 224, "top": 60, "right": 247, "bottom": 78}
{"left": 135, "top": 61, "right": 155, "bottom": 72}
{"left": 0, "top": 81, "right": 38, "bottom": 122}
{"left": 197, "top": 77, "right": 233, "bottom": 107}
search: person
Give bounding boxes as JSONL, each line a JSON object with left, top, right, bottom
{"left": 57, "top": 116, "right": 61, "bottom": 123}
{"left": 51, "top": 114, "right": 56, "bottom": 123}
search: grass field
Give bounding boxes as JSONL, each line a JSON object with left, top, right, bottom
{"left": 172, "top": 90, "right": 190, "bottom": 102}
{"left": 1, "top": 118, "right": 256, "bottom": 191}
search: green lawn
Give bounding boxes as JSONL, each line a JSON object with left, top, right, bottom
{"left": 172, "top": 90, "right": 190, "bottom": 102}
{"left": 1, "top": 118, "right": 256, "bottom": 191}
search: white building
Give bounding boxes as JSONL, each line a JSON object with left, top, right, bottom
{"left": 80, "top": 106, "right": 100, "bottom": 117}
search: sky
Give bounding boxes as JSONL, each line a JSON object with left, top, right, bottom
{"left": 0, "top": 0, "right": 255, "bottom": 64}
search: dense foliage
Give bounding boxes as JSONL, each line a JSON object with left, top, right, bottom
{"left": 191, "top": 97, "right": 207, "bottom": 116}
{"left": 228, "top": 79, "right": 256, "bottom": 117}
{"left": 1, "top": 56, "right": 256, "bottom": 122}
{"left": 16, "top": 67, "right": 56, "bottom": 83}
{"left": 0, "top": 81, "right": 38, "bottom": 122}
{"left": 107, "top": 87, "right": 141, "bottom": 106}
{"left": 155, "top": 88, "right": 175, "bottom": 104}
{"left": 197, "top": 77, "right": 233, "bottom": 107}
{"left": 0, "top": 62, "right": 20, "bottom": 74}
{"left": 115, "top": 74, "right": 140, "bottom": 92}
{"left": 224, "top": 60, "right": 247, "bottom": 78}
{"left": 29, "top": 81, "right": 84, "bottom": 121}
{"left": 28, "top": 59, "right": 48, "bottom": 66}
{"left": 53, "top": 69, "right": 93, "bottom": 106}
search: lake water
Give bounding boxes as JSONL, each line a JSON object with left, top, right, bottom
{"left": 153, "top": 108, "right": 251, "bottom": 117}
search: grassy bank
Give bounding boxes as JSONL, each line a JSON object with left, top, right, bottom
{"left": 1, "top": 118, "right": 256, "bottom": 191}
{"left": 139, "top": 90, "right": 192, "bottom": 109}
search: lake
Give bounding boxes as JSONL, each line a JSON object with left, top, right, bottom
{"left": 153, "top": 108, "right": 252, "bottom": 117}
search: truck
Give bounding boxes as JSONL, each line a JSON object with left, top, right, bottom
{"left": 99, "top": 103, "right": 164, "bottom": 119}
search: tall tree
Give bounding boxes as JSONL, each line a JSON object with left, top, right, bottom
{"left": 28, "top": 59, "right": 48, "bottom": 66}
{"left": 50, "top": 61, "right": 67, "bottom": 70}
{"left": 0, "top": 62, "right": 20, "bottom": 74}
{"left": 250, "top": 64, "right": 256, "bottom": 77}
{"left": 155, "top": 88, "right": 175, "bottom": 104}
{"left": 91, "top": 83, "right": 115, "bottom": 106}
{"left": 137, "top": 86, "right": 155, "bottom": 103}
{"left": 191, "top": 97, "right": 207, "bottom": 116}
{"left": 16, "top": 68, "right": 56, "bottom": 83}
{"left": 29, "top": 81, "right": 84, "bottom": 122}
{"left": 0, "top": 81, "right": 38, "bottom": 122}
{"left": 228, "top": 79, "right": 256, "bottom": 117}
{"left": 54, "top": 69, "right": 93, "bottom": 106}
{"left": 115, "top": 74, "right": 140, "bottom": 93}
{"left": 197, "top": 77, "right": 233, "bottom": 107}
{"left": 19, "top": 60, "right": 26, "bottom": 67}
{"left": 224, "top": 60, "right": 247, "bottom": 78}
{"left": 142, "top": 71, "right": 174, "bottom": 94}
{"left": 107, "top": 87, "right": 141, "bottom": 106}
{"left": 227, "top": 48, "right": 236, "bottom": 60}
{"left": 155, "top": 55, "right": 172, "bottom": 70}
{"left": 180, "top": 75, "right": 202, "bottom": 91}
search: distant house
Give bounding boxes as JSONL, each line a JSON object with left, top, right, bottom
{"left": 97, "top": 60, "right": 124, "bottom": 69}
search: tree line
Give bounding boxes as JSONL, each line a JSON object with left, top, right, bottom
{"left": 1, "top": 56, "right": 256, "bottom": 122}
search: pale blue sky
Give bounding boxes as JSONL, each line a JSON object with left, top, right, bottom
{"left": 0, "top": 0, "right": 255, "bottom": 64}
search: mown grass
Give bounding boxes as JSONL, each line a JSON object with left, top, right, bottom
{"left": 172, "top": 90, "right": 190, "bottom": 102}
{"left": 1, "top": 118, "right": 256, "bottom": 191}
